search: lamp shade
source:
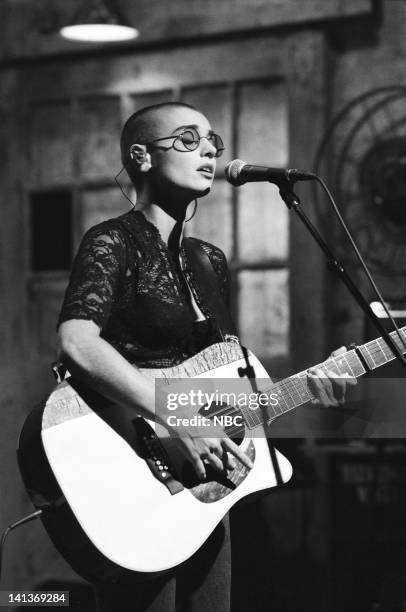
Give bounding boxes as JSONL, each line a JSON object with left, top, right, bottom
{"left": 60, "top": 0, "right": 138, "bottom": 43}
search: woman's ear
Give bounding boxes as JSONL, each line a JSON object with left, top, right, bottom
{"left": 129, "top": 144, "right": 152, "bottom": 172}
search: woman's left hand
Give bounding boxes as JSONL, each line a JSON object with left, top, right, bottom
{"left": 307, "top": 346, "right": 357, "bottom": 407}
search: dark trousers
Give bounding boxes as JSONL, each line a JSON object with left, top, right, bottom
{"left": 93, "top": 516, "right": 231, "bottom": 612}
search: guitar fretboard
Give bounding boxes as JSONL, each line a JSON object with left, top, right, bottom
{"left": 239, "top": 325, "right": 406, "bottom": 430}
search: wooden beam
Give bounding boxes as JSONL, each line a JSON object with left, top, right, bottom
{"left": 23, "top": 37, "right": 288, "bottom": 100}
{"left": 286, "top": 30, "right": 329, "bottom": 370}
{"left": 0, "top": 0, "right": 373, "bottom": 62}
{"left": 123, "top": 0, "right": 373, "bottom": 41}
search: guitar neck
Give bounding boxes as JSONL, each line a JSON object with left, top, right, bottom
{"left": 240, "top": 325, "right": 406, "bottom": 431}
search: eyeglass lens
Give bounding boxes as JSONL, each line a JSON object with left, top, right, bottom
{"left": 176, "top": 128, "right": 224, "bottom": 157}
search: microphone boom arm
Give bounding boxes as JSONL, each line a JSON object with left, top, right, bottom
{"left": 278, "top": 180, "right": 406, "bottom": 370}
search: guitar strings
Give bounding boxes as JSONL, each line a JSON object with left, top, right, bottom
{"left": 156, "top": 327, "right": 406, "bottom": 454}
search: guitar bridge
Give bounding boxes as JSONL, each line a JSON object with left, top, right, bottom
{"left": 133, "top": 418, "right": 184, "bottom": 495}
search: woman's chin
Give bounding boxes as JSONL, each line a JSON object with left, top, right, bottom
{"left": 193, "top": 182, "right": 212, "bottom": 197}
{"left": 165, "top": 179, "right": 212, "bottom": 201}
{"left": 198, "top": 185, "right": 211, "bottom": 196}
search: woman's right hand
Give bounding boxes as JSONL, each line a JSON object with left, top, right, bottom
{"left": 168, "top": 421, "right": 253, "bottom": 480}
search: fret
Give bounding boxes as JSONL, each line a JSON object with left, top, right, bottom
{"left": 364, "top": 340, "right": 386, "bottom": 368}
{"left": 249, "top": 410, "right": 262, "bottom": 428}
{"left": 392, "top": 330, "right": 406, "bottom": 352}
{"left": 273, "top": 377, "right": 312, "bottom": 413}
{"left": 318, "top": 363, "right": 329, "bottom": 377}
{"left": 240, "top": 395, "right": 282, "bottom": 429}
{"left": 358, "top": 344, "right": 375, "bottom": 370}
{"left": 343, "top": 353, "right": 356, "bottom": 376}
{"left": 332, "top": 354, "right": 354, "bottom": 377}
{"left": 243, "top": 325, "right": 406, "bottom": 431}
{"left": 267, "top": 401, "right": 281, "bottom": 418}
{"left": 270, "top": 392, "right": 283, "bottom": 416}
{"left": 321, "top": 361, "right": 340, "bottom": 378}
{"left": 278, "top": 391, "right": 292, "bottom": 414}
{"left": 346, "top": 351, "right": 366, "bottom": 377}
{"left": 371, "top": 339, "right": 389, "bottom": 366}
{"left": 240, "top": 404, "right": 259, "bottom": 429}
{"left": 358, "top": 325, "right": 406, "bottom": 369}
{"left": 270, "top": 385, "right": 291, "bottom": 415}
{"left": 392, "top": 335, "right": 405, "bottom": 352}
{"left": 319, "top": 351, "right": 365, "bottom": 378}
{"left": 283, "top": 379, "right": 304, "bottom": 405}
{"left": 377, "top": 334, "right": 406, "bottom": 362}
{"left": 254, "top": 408, "right": 265, "bottom": 429}
{"left": 376, "top": 341, "right": 393, "bottom": 362}
{"left": 276, "top": 382, "right": 296, "bottom": 411}
{"left": 244, "top": 379, "right": 311, "bottom": 430}
{"left": 360, "top": 343, "right": 378, "bottom": 368}
{"left": 292, "top": 376, "right": 313, "bottom": 404}
{"left": 352, "top": 345, "right": 371, "bottom": 372}
{"left": 323, "top": 358, "right": 341, "bottom": 376}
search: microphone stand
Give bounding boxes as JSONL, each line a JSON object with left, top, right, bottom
{"left": 277, "top": 180, "right": 406, "bottom": 370}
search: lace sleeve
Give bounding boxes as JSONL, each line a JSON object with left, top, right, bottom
{"left": 196, "top": 240, "right": 231, "bottom": 308}
{"left": 58, "top": 223, "right": 127, "bottom": 330}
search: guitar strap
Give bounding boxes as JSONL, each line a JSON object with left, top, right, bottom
{"left": 183, "top": 238, "right": 237, "bottom": 340}
{"left": 184, "top": 238, "right": 283, "bottom": 486}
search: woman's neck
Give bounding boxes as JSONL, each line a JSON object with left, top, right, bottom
{"left": 134, "top": 201, "right": 196, "bottom": 248}
{"left": 138, "top": 203, "right": 182, "bottom": 245}
{"left": 133, "top": 182, "right": 196, "bottom": 246}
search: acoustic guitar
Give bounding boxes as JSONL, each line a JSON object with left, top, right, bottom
{"left": 18, "top": 332, "right": 402, "bottom": 584}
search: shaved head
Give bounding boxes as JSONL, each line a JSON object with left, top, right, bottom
{"left": 119, "top": 102, "right": 215, "bottom": 195}
{"left": 120, "top": 102, "right": 198, "bottom": 168}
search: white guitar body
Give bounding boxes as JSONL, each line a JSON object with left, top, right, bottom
{"left": 18, "top": 342, "right": 292, "bottom": 583}
{"left": 18, "top": 319, "right": 400, "bottom": 584}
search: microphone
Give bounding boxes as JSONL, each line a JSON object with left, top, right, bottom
{"left": 225, "top": 159, "right": 317, "bottom": 186}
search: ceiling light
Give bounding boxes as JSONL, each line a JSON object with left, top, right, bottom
{"left": 60, "top": 0, "right": 138, "bottom": 43}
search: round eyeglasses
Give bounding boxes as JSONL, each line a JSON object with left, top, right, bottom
{"left": 143, "top": 127, "right": 225, "bottom": 158}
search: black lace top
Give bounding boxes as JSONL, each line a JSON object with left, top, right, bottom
{"left": 58, "top": 210, "right": 231, "bottom": 367}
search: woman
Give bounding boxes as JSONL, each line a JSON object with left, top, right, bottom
{"left": 57, "top": 101, "right": 353, "bottom": 611}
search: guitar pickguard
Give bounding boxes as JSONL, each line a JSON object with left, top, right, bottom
{"left": 190, "top": 440, "right": 255, "bottom": 503}
{"left": 134, "top": 415, "right": 255, "bottom": 503}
